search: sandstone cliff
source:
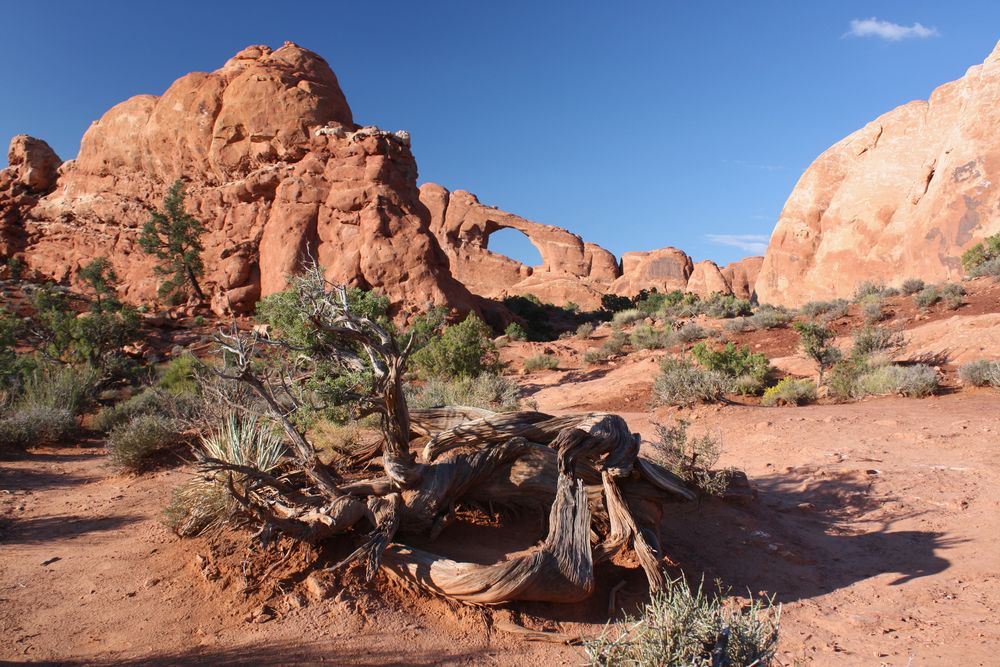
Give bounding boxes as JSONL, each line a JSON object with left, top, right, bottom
{"left": 756, "top": 41, "right": 1000, "bottom": 306}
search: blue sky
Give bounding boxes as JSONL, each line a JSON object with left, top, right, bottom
{"left": 3, "top": 2, "right": 999, "bottom": 267}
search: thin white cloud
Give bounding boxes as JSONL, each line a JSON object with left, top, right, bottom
{"left": 706, "top": 234, "right": 770, "bottom": 254}
{"left": 723, "top": 159, "right": 784, "bottom": 173}
{"left": 845, "top": 17, "right": 940, "bottom": 41}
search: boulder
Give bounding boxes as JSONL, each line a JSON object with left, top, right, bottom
{"left": 686, "top": 260, "right": 731, "bottom": 298}
{"left": 608, "top": 247, "right": 693, "bottom": 296}
{"left": 720, "top": 256, "right": 763, "bottom": 300}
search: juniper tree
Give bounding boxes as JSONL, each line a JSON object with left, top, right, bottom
{"left": 793, "top": 321, "right": 842, "bottom": 384}
{"left": 140, "top": 180, "right": 206, "bottom": 302}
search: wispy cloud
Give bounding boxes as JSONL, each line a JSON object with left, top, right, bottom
{"left": 845, "top": 17, "right": 940, "bottom": 41}
{"left": 706, "top": 234, "right": 770, "bottom": 254}
{"left": 723, "top": 159, "right": 784, "bottom": 173}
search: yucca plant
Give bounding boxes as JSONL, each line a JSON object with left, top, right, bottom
{"left": 199, "top": 413, "right": 285, "bottom": 472}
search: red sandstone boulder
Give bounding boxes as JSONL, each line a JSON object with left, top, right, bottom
{"left": 721, "top": 256, "right": 763, "bottom": 300}
{"left": 756, "top": 41, "right": 1000, "bottom": 306}
{"left": 609, "top": 247, "right": 693, "bottom": 296}
{"left": 686, "top": 260, "right": 731, "bottom": 298}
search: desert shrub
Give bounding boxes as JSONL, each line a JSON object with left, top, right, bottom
{"left": 503, "top": 294, "right": 559, "bottom": 340}
{"left": 600, "top": 293, "right": 634, "bottom": 314}
{"left": 761, "top": 377, "right": 817, "bottom": 406}
{"left": 630, "top": 324, "right": 670, "bottom": 350}
{"left": 900, "top": 278, "right": 925, "bottom": 295}
{"left": 859, "top": 295, "right": 885, "bottom": 324}
{"left": 968, "top": 255, "right": 1000, "bottom": 278}
{"left": 854, "top": 364, "right": 938, "bottom": 398}
{"left": 691, "top": 342, "right": 770, "bottom": 395}
{"left": 940, "top": 282, "right": 966, "bottom": 310}
{"left": 675, "top": 322, "right": 708, "bottom": 343}
{"left": 703, "top": 293, "right": 753, "bottom": 319}
{"left": 163, "top": 479, "right": 233, "bottom": 537}
{"left": 799, "top": 299, "right": 849, "bottom": 319}
{"left": 575, "top": 322, "right": 595, "bottom": 339}
{"left": 851, "top": 326, "right": 907, "bottom": 359}
{"left": 634, "top": 288, "right": 684, "bottom": 315}
{"left": 723, "top": 317, "right": 754, "bottom": 334}
{"left": 0, "top": 405, "right": 76, "bottom": 451}
{"left": 93, "top": 387, "right": 185, "bottom": 432}
{"left": 750, "top": 306, "right": 792, "bottom": 329}
{"left": 106, "top": 414, "right": 181, "bottom": 472}
{"left": 21, "top": 364, "right": 97, "bottom": 417}
{"left": 653, "top": 356, "right": 729, "bottom": 406}
{"left": 958, "top": 359, "right": 1000, "bottom": 387}
{"left": 650, "top": 419, "right": 729, "bottom": 495}
{"left": 411, "top": 315, "right": 500, "bottom": 379}
{"left": 583, "top": 576, "right": 780, "bottom": 667}
{"left": 961, "top": 233, "right": 1000, "bottom": 274}
{"left": 199, "top": 413, "right": 285, "bottom": 470}
{"left": 406, "top": 373, "right": 520, "bottom": 412}
{"left": 584, "top": 330, "right": 629, "bottom": 364}
{"left": 793, "top": 322, "right": 842, "bottom": 384}
{"left": 524, "top": 354, "right": 559, "bottom": 372}
{"left": 914, "top": 285, "right": 941, "bottom": 309}
{"left": 853, "top": 280, "right": 888, "bottom": 302}
{"left": 611, "top": 309, "right": 645, "bottom": 327}
{"left": 157, "top": 354, "right": 201, "bottom": 395}
{"left": 503, "top": 322, "right": 527, "bottom": 341}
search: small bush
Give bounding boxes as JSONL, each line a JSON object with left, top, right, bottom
{"left": 600, "top": 293, "right": 634, "bottom": 314}
{"left": 761, "top": 377, "right": 817, "bottom": 406}
{"left": 163, "top": 479, "right": 233, "bottom": 537}
{"left": 199, "top": 413, "right": 285, "bottom": 471}
{"left": 653, "top": 356, "right": 729, "bottom": 406}
{"left": 914, "top": 285, "right": 941, "bottom": 309}
{"left": 851, "top": 326, "right": 907, "bottom": 359}
{"left": 0, "top": 405, "right": 76, "bottom": 451}
{"left": 611, "top": 309, "right": 645, "bottom": 327}
{"left": 691, "top": 342, "right": 770, "bottom": 395}
{"left": 675, "top": 322, "right": 708, "bottom": 343}
{"left": 703, "top": 294, "right": 753, "bottom": 319}
{"left": 854, "top": 364, "right": 938, "bottom": 398}
{"left": 504, "top": 322, "right": 527, "bottom": 341}
{"left": 968, "top": 255, "right": 1000, "bottom": 278}
{"left": 411, "top": 315, "right": 500, "bottom": 379}
{"left": 750, "top": 306, "right": 792, "bottom": 329}
{"left": 524, "top": 354, "right": 559, "bottom": 372}
{"left": 853, "top": 280, "right": 887, "bottom": 303}
{"left": 406, "top": 373, "right": 520, "bottom": 411}
{"left": 723, "top": 317, "right": 754, "bottom": 334}
{"left": 793, "top": 322, "right": 842, "bottom": 384}
{"left": 900, "top": 278, "right": 925, "bottom": 295}
{"left": 106, "top": 414, "right": 181, "bottom": 472}
{"left": 22, "top": 365, "right": 98, "bottom": 417}
{"left": 158, "top": 354, "right": 201, "bottom": 395}
{"left": 575, "top": 322, "right": 595, "bottom": 339}
{"left": 650, "top": 419, "right": 729, "bottom": 496}
{"left": 583, "top": 576, "right": 780, "bottom": 667}
{"left": 584, "top": 330, "right": 629, "bottom": 364}
{"left": 859, "top": 295, "right": 885, "bottom": 324}
{"left": 630, "top": 324, "right": 670, "bottom": 350}
{"left": 941, "top": 282, "right": 966, "bottom": 310}
{"left": 799, "top": 299, "right": 848, "bottom": 319}
{"left": 958, "top": 359, "right": 1000, "bottom": 387}
{"left": 961, "top": 233, "right": 1000, "bottom": 274}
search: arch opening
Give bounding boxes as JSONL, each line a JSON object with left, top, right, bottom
{"left": 486, "top": 227, "right": 543, "bottom": 267}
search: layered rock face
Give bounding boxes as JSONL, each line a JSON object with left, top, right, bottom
{"left": 420, "top": 184, "right": 619, "bottom": 308}
{"left": 756, "top": 42, "right": 1000, "bottom": 306}
{"left": 0, "top": 43, "right": 477, "bottom": 318}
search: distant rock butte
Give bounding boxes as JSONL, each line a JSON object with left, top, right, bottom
{"left": 0, "top": 43, "right": 756, "bottom": 317}
{"left": 756, "top": 40, "right": 1000, "bottom": 306}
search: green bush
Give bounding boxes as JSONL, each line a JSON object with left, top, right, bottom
{"left": 750, "top": 306, "right": 792, "bottom": 329}
{"left": 854, "top": 364, "right": 938, "bottom": 398}
{"left": 93, "top": 387, "right": 174, "bottom": 432}
{"left": 941, "top": 282, "right": 966, "bottom": 310}
{"left": 914, "top": 285, "right": 941, "bottom": 309}
{"left": 630, "top": 324, "right": 670, "bottom": 350}
{"left": 723, "top": 317, "right": 754, "bottom": 334}
{"left": 653, "top": 356, "right": 729, "bottom": 406}
{"left": 761, "top": 377, "right": 817, "bottom": 406}
{"left": 650, "top": 420, "right": 729, "bottom": 495}
{"left": 22, "top": 365, "right": 98, "bottom": 417}
{"left": 799, "top": 299, "right": 849, "bottom": 319}
{"left": 859, "top": 294, "right": 885, "bottom": 324}
{"left": 504, "top": 322, "right": 527, "bottom": 341}
{"left": 968, "top": 256, "right": 1000, "bottom": 278}
{"left": 600, "top": 293, "right": 634, "bottom": 314}
{"left": 584, "top": 330, "right": 629, "bottom": 364}
{"left": 106, "top": 414, "right": 181, "bottom": 472}
{"left": 900, "top": 278, "right": 925, "bottom": 295}
{"left": 958, "top": 359, "right": 1000, "bottom": 387}
{"left": 583, "top": 576, "right": 780, "bottom": 667}
{"left": 691, "top": 342, "right": 770, "bottom": 395}
{"left": 961, "top": 233, "right": 1000, "bottom": 274}
{"left": 406, "top": 373, "right": 520, "bottom": 411}
{"left": 411, "top": 315, "right": 500, "bottom": 379}
{"left": 851, "top": 326, "right": 907, "bottom": 360}
{"left": 503, "top": 294, "right": 556, "bottom": 340}
{"left": 703, "top": 293, "right": 753, "bottom": 319}
{"left": 793, "top": 322, "right": 842, "bottom": 384}
{"left": 575, "top": 322, "right": 595, "bottom": 339}
{"left": 634, "top": 288, "right": 684, "bottom": 315}
{"left": 158, "top": 354, "right": 201, "bottom": 395}
{"left": 853, "top": 280, "right": 888, "bottom": 302}
{"left": 524, "top": 354, "right": 559, "bottom": 372}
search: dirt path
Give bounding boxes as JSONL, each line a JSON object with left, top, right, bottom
{"left": 2, "top": 391, "right": 999, "bottom": 665}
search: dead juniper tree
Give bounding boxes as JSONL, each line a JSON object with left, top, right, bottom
{"left": 202, "top": 262, "right": 698, "bottom": 605}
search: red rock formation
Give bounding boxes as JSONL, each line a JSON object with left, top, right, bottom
{"left": 0, "top": 135, "right": 62, "bottom": 258}
{"left": 686, "top": 260, "right": 731, "bottom": 298}
{"left": 608, "top": 248, "right": 693, "bottom": 296}
{"left": 756, "top": 41, "right": 1000, "bottom": 306}
{"left": 1, "top": 43, "right": 477, "bottom": 319}
{"left": 421, "top": 184, "right": 619, "bottom": 308}
{"left": 721, "top": 256, "right": 763, "bottom": 300}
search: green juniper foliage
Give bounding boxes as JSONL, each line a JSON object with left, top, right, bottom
{"left": 793, "top": 321, "right": 841, "bottom": 384}
{"left": 140, "top": 180, "right": 206, "bottom": 301}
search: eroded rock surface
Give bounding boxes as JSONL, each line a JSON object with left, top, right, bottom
{"left": 756, "top": 41, "right": 1000, "bottom": 306}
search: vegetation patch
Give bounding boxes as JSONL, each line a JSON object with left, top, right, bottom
{"left": 761, "top": 377, "right": 817, "bottom": 406}
{"left": 653, "top": 355, "right": 729, "bottom": 406}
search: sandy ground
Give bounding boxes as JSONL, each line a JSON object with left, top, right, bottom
{"left": 3, "top": 282, "right": 1000, "bottom": 665}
